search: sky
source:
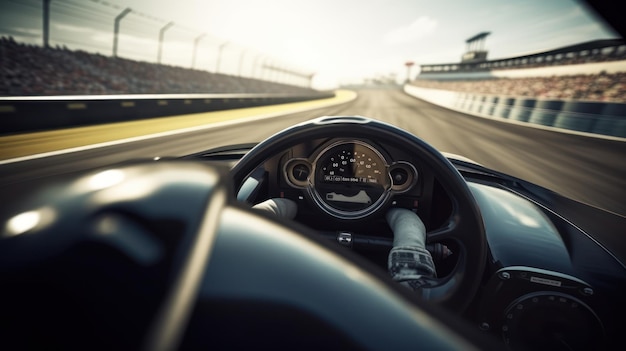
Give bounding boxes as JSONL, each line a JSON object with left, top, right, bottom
{"left": 0, "top": 0, "right": 620, "bottom": 89}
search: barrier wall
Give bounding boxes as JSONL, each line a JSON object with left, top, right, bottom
{"left": 0, "top": 92, "right": 334, "bottom": 135}
{"left": 404, "top": 85, "right": 626, "bottom": 139}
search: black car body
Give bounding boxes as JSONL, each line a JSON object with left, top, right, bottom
{"left": 1, "top": 116, "right": 624, "bottom": 350}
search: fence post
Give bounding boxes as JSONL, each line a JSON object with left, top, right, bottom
{"left": 113, "top": 8, "right": 132, "bottom": 57}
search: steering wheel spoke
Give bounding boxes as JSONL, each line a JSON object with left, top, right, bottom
{"left": 426, "top": 222, "right": 458, "bottom": 242}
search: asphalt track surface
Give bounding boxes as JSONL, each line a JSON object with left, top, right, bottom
{"left": 1, "top": 88, "right": 625, "bottom": 217}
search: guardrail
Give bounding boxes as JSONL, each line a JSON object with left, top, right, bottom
{"left": 404, "top": 85, "right": 626, "bottom": 139}
{"left": 0, "top": 92, "right": 334, "bottom": 135}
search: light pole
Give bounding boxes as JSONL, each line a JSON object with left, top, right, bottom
{"left": 281, "top": 66, "right": 289, "bottom": 84}
{"left": 238, "top": 49, "right": 249, "bottom": 77}
{"left": 192, "top": 33, "right": 206, "bottom": 69}
{"left": 274, "top": 64, "right": 282, "bottom": 83}
{"left": 269, "top": 63, "right": 277, "bottom": 82}
{"left": 404, "top": 61, "right": 415, "bottom": 83}
{"left": 215, "top": 41, "right": 229, "bottom": 73}
{"left": 251, "top": 55, "right": 263, "bottom": 79}
{"left": 113, "top": 7, "right": 131, "bottom": 57}
{"left": 43, "top": 0, "right": 51, "bottom": 48}
{"left": 157, "top": 21, "right": 174, "bottom": 64}
{"left": 277, "top": 65, "right": 286, "bottom": 84}
{"left": 261, "top": 58, "right": 271, "bottom": 81}
{"left": 267, "top": 63, "right": 276, "bottom": 82}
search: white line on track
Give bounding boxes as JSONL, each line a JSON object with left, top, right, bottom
{"left": 0, "top": 93, "right": 356, "bottom": 165}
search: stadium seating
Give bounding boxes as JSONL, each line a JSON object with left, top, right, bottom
{"left": 411, "top": 73, "right": 626, "bottom": 103}
{"left": 0, "top": 36, "right": 316, "bottom": 96}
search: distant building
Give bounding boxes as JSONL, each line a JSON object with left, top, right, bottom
{"left": 461, "top": 32, "right": 490, "bottom": 63}
{"left": 417, "top": 37, "right": 626, "bottom": 79}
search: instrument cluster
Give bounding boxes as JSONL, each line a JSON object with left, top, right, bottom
{"left": 283, "top": 139, "right": 418, "bottom": 219}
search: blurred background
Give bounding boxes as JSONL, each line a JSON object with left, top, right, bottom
{"left": 0, "top": 0, "right": 625, "bottom": 216}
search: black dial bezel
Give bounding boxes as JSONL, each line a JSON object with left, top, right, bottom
{"left": 308, "top": 140, "right": 392, "bottom": 219}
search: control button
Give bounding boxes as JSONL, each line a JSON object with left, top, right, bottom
{"left": 292, "top": 163, "right": 310, "bottom": 182}
{"left": 337, "top": 232, "right": 353, "bottom": 247}
{"left": 391, "top": 168, "right": 409, "bottom": 186}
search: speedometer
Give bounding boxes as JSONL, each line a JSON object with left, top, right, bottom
{"left": 310, "top": 140, "right": 391, "bottom": 219}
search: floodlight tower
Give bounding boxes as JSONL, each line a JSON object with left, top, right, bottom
{"left": 308, "top": 73, "right": 315, "bottom": 89}
{"left": 192, "top": 33, "right": 206, "bottom": 69}
{"left": 404, "top": 61, "right": 414, "bottom": 83}
{"left": 251, "top": 54, "right": 264, "bottom": 79}
{"left": 157, "top": 22, "right": 174, "bottom": 63}
{"left": 462, "top": 32, "right": 491, "bottom": 63}
{"left": 238, "top": 49, "right": 249, "bottom": 77}
{"left": 43, "top": 0, "right": 51, "bottom": 48}
{"left": 261, "top": 58, "right": 272, "bottom": 81}
{"left": 215, "top": 41, "right": 230, "bottom": 73}
{"left": 113, "top": 8, "right": 132, "bottom": 57}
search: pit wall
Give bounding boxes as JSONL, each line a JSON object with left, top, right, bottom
{"left": 404, "top": 85, "right": 626, "bottom": 139}
{"left": 0, "top": 92, "right": 334, "bottom": 135}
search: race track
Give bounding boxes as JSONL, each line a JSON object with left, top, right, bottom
{"left": 1, "top": 88, "right": 625, "bottom": 216}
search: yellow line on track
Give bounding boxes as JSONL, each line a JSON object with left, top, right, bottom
{"left": 0, "top": 90, "right": 356, "bottom": 160}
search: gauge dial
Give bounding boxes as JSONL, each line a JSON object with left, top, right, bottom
{"left": 320, "top": 146, "right": 384, "bottom": 185}
{"left": 311, "top": 141, "right": 391, "bottom": 219}
{"left": 284, "top": 159, "right": 312, "bottom": 188}
{"left": 502, "top": 292, "right": 604, "bottom": 351}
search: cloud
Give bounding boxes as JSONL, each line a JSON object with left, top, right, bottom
{"left": 53, "top": 23, "right": 96, "bottom": 33}
{"left": 384, "top": 16, "right": 438, "bottom": 45}
{"left": 0, "top": 27, "right": 42, "bottom": 42}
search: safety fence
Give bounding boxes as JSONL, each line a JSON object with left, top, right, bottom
{"left": 404, "top": 85, "right": 626, "bottom": 139}
{"left": 0, "top": 92, "right": 334, "bottom": 135}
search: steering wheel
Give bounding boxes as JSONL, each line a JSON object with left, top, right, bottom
{"left": 230, "top": 116, "right": 487, "bottom": 313}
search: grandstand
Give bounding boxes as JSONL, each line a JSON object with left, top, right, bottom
{"left": 418, "top": 38, "right": 626, "bottom": 76}
{"left": 411, "top": 35, "right": 626, "bottom": 103}
{"left": 405, "top": 35, "right": 626, "bottom": 138}
{"left": 0, "top": 36, "right": 319, "bottom": 96}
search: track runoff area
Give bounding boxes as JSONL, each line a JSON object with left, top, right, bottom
{"left": 0, "top": 90, "right": 357, "bottom": 164}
